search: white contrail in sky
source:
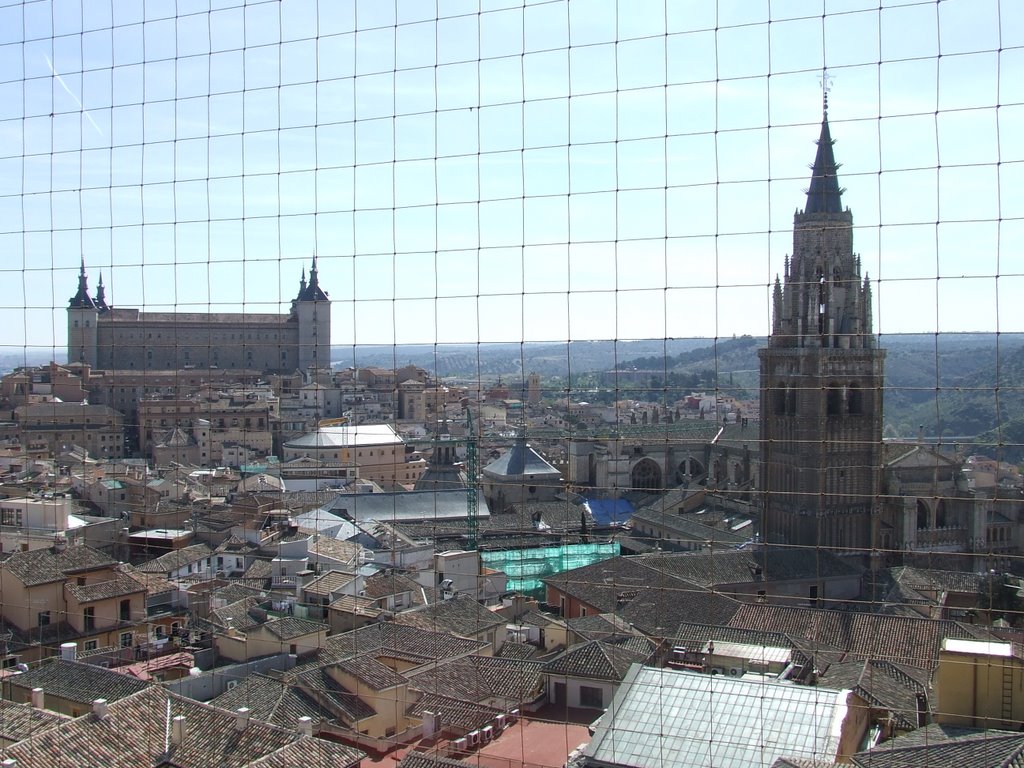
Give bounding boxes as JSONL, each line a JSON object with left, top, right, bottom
{"left": 44, "top": 53, "right": 103, "bottom": 136}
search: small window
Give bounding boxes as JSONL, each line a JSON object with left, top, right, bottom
{"left": 119, "top": 632, "right": 133, "bottom": 648}
{"left": 579, "top": 685, "right": 604, "bottom": 709}
{"left": 83, "top": 640, "right": 99, "bottom": 651}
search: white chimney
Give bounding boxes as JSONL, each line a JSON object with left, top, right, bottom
{"left": 422, "top": 710, "right": 437, "bottom": 738}
{"left": 30, "top": 688, "right": 43, "bottom": 708}
{"left": 92, "top": 699, "right": 108, "bottom": 719}
{"left": 60, "top": 642, "right": 77, "bottom": 661}
{"left": 52, "top": 534, "right": 67, "bottom": 553}
{"left": 2, "top": 758, "right": 17, "bottom": 766}
{"left": 234, "top": 707, "right": 250, "bottom": 732}
{"left": 171, "top": 715, "right": 186, "bottom": 747}
{"left": 296, "top": 716, "right": 313, "bottom": 737}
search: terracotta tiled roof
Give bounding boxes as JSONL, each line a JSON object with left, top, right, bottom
{"left": 630, "top": 548, "right": 862, "bottom": 588}
{"left": 406, "top": 693, "right": 501, "bottom": 733}
{"left": 7, "top": 658, "right": 149, "bottom": 705}
{"left": 409, "top": 655, "right": 544, "bottom": 707}
{"left": 261, "top": 617, "right": 328, "bottom": 641}
{"left": 398, "top": 749, "right": 480, "bottom": 768}
{"left": 322, "top": 621, "right": 488, "bottom": 664}
{"left": 292, "top": 667, "right": 376, "bottom": 724}
{"left": 362, "top": 569, "right": 423, "bottom": 601}
{"left": 124, "top": 566, "right": 176, "bottom": 597}
{"left": 3, "top": 544, "right": 118, "bottom": 586}
{"left": 246, "top": 737, "right": 364, "bottom": 768}
{"left": 137, "top": 543, "right": 213, "bottom": 574}
{"left": 209, "top": 673, "right": 321, "bottom": 726}
{"left": 210, "top": 597, "right": 265, "bottom": 632}
{"left": 333, "top": 655, "right": 406, "bottom": 691}
{"left": 328, "top": 594, "right": 384, "bottom": 619}
{"left": 209, "top": 668, "right": 375, "bottom": 731}
{"left": 566, "top": 613, "right": 640, "bottom": 641}
{"left": 817, "top": 658, "right": 928, "bottom": 731}
{"left": 65, "top": 570, "right": 146, "bottom": 604}
{"left": 728, "top": 603, "right": 990, "bottom": 669}
{"left": 393, "top": 594, "right": 505, "bottom": 638}
{"left": 3, "top": 685, "right": 364, "bottom": 768}
{"left": 889, "top": 566, "right": 986, "bottom": 595}
{"left": 0, "top": 698, "right": 67, "bottom": 743}
{"left": 302, "top": 570, "right": 356, "bottom": 598}
{"left": 852, "top": 724, "right": 1024, "bottom": 768}
{"left": 543, "top": 638, "right": 655, "bottom": 681}
{"left": 495, "top": 640, "right": 539, "bottom": 660}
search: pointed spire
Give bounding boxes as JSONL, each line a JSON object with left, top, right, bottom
{"left": 69, "top": 258, "right": 96, "bottom": 309}
{"left": 772, "top": 276, "right": 783, "bottom": 334}
{"left": 863, "top": 273, "right": 874, "bottom": 338}
{"left": 95, "top": 271, "right": 109, "bottom": 312}
{"left": 805, "top": 111, "right": 844, "bottom": 215}
{"left": 297, "top": 255, "right": 328, "bottom": 302}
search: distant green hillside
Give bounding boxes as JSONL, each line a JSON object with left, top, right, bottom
{"left": 609, "top": 333, "right": 1024, "bottom": 461}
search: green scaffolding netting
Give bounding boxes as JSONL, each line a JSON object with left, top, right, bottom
{"left": 481, "top": 542, "right": 620, "bottom": 599}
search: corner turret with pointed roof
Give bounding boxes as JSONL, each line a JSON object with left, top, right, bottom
{"left": 292, "top": 255, "right": 330, "bottom": 371}
{"left": 68, "top": 258, "right": 96, "bottom": 309}
{"left": 95, "top": 272, "right": 109, "bottom": 313}
{"left": 67, "top": 258, "right": 99, "bottom": 365}
{"left": 296, "top": 255, "right": 328, "bottom": 302}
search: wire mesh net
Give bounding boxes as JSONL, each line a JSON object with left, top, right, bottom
{"left": 0, "top": 0, "right": 1022, "bottom": 765}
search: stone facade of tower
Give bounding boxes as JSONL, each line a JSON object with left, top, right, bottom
{"left": 758, "top": 114, "right": 885, "bottom": 553}
{"left": 67, "top": 258, "right": 330, "bottom": 374}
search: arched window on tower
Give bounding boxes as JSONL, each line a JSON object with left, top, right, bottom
{"left": 916, "top": 499, "right": 930, "bottom": 530}
{"left": 774, "top": 385, "right": 787, "bottom": 416}
{"left": 847, "top": 383, "right": 863, "bottom": 415}
{"left": 826, "top": 384, "right": 842, "bottom": 416}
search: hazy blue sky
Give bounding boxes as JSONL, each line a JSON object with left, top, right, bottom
{"left": 0, "top": 0, "right": 1020, "bottom": 352}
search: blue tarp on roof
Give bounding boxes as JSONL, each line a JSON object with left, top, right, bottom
{"left": 585, "top": 498, "right": 635, "bottom": 526}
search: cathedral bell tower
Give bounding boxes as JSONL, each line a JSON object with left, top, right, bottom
{"left": 758, "top": 110, "right": 885, "bottom": 554}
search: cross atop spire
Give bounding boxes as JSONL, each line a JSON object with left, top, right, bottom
{"left": 820, "top": 67, "right": 833, "bottom": 116}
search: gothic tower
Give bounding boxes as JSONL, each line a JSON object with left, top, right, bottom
{"left": 758, "top": 111, "right": 885, "bottom": 553}
{"left": 293, "top": 255, "right": 331, "bottom": 372}
{"left": 67, "top": 258, "right": 98, "bottom": 366}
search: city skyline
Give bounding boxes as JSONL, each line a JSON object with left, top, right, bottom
{"left": 1, "top": 0, "right": 1021, "bottom": 353}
